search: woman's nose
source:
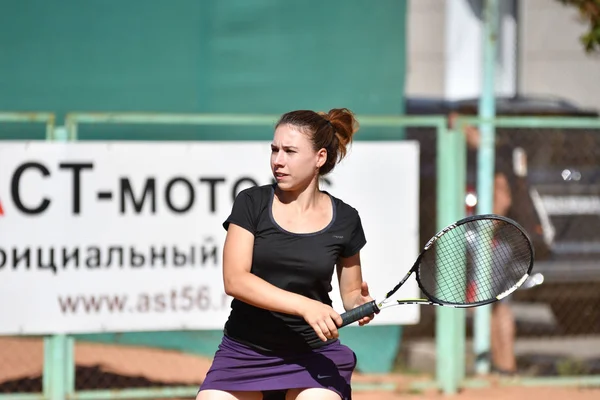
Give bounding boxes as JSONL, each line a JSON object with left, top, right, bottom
{"left": 274, "top": 150, "right": 284, "bottom": 165}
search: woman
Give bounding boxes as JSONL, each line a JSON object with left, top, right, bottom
{"left": 197, "top": 108, "right": 375, "bottom": 400}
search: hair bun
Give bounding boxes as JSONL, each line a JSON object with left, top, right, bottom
{"left": 327, "top": 108, "right": 359, "bottom": 161}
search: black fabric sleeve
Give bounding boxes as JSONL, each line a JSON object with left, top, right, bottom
{"left": 222, "top": 189, "right": 257, "bottom": 235}
{"left": 341, "top": 211, "right": 367, "bottom": 258}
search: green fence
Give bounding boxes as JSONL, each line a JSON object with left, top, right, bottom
{"left": 3, "top": 112, "right": 600, "bottom": 400}
{"left": 407, "top": 115, "right": 600, "bottom": 392}
{"left": 0, "top": 112, "right": 55, "bottom": 140}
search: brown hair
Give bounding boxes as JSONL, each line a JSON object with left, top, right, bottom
{"left": 275, "top": 108, "right": 359, "bottom": 175}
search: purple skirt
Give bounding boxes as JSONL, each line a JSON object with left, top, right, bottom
{"left": 198, "top": 335, "right": 357, "bottom": 400}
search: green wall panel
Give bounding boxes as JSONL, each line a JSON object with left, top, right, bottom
{"left": 1, "top": 0, "right": 407, "bottom": 140}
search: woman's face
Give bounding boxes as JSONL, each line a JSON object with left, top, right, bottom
{"left": 270, "top": 124, "right": 326, "bottom": 191}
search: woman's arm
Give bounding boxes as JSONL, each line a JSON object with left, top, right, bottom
{"left": 336, "top": 252, "right": 375, "bottom": 326}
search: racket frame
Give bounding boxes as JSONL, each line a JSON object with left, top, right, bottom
{"left": 339, "top": 214, "right": 535, "bottom": 327}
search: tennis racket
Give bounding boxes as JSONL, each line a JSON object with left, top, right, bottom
{"left": 339, "top": 214, "right": 535, "bottom": 327}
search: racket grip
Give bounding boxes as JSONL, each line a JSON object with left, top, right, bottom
{"left": 339, "top": 300, "right": 380, "bottom": 328}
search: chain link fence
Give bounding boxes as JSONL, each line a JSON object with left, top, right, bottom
{"left": 1, "top": 114, "right": 438, "bottom": 398}
{"left": 3, "top": 111, "right": 600, "bottom": 396}
{"left": 496, "top": 124, "right": 600, "bottom": 376}
{"left": 400, "top": 113, "right": 600, "bottom": 379}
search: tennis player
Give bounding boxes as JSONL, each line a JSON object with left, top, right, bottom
{"left": 197, "top": 108, "right": 375, "bottom": 400}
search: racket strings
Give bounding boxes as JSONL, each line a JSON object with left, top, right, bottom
{"left": 417, "top": 218, "right": 532, "bottom": 305}
{"left": 434, "top": 245, "right": 468, "bottom": 300}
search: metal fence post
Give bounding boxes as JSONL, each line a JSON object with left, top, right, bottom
{"left": 474, "top": 0, "right": 499, "bottom": 376}
{"left": 42, "top": 124, "right": 75, "bottom": 400}
{"left": 43, "top": 335, "right": 72, "bottom": 400}
{"left": 454, "top": 126, "right": 467, "bottom": 386}
{"left": 435, "top": 121, "right": 466, "bottom": 394}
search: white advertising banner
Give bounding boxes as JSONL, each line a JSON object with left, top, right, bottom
{"left": 0, "top": 141, "right": 420, "bottom": 335}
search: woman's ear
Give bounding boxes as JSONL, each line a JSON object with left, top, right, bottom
{"left": 316, "top": 148, "right": 327, "bottom": 169}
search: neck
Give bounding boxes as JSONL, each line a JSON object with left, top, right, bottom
{"left": 275, "top": 178, "right": 321, "bottom": 211}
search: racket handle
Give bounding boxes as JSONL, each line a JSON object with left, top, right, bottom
{"left": 340, "top": 300, "right": 380, "bottom": 328}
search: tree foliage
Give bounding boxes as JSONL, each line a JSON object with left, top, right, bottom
{"left": 558, "top": 0, "right": 600, "bottom": 53}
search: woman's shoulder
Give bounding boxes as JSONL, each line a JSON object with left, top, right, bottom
{"left": 234, "top": 183, "right": 274, "bottom": 206}
{"left": 223, "top": 184, "right": 274, "bottom": 232}
{"left": 326, "top": 191, "right": 361, "bottom": 219}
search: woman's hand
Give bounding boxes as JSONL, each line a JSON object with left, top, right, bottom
{"left": 300, "top": 299, "right": 343, "bottom": 342}
{"left": 352, "top": 281, "right": 377, "bottom": 326}
{"left": 336, "top": 253, "right": 377, "bottom": 327}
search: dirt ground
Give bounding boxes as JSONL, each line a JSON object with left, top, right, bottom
{"left": 354, "top": 387, "right": 600, "bottom": 400}
{"left": 1, "top": 337, "right": 600, "bottom": 400}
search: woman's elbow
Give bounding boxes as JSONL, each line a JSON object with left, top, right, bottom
{"left": 223, "top": 277, "right": 237, "bottom": 297}
{"left": 223, "top": 272, "right": 245, "bottom": 297}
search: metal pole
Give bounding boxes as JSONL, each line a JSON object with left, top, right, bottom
{"left": 474, "top": 0, "right": 499, "bottom": 375}
{"left": 43, "top": 123, "right": 74, "bottom": 400}
{"left": 435, "top": 122, "right": 466, "bottom": 394}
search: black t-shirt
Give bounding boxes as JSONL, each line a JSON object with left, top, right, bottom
{"left": 221, "top": 183, "right": 367, "bottom": 353}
